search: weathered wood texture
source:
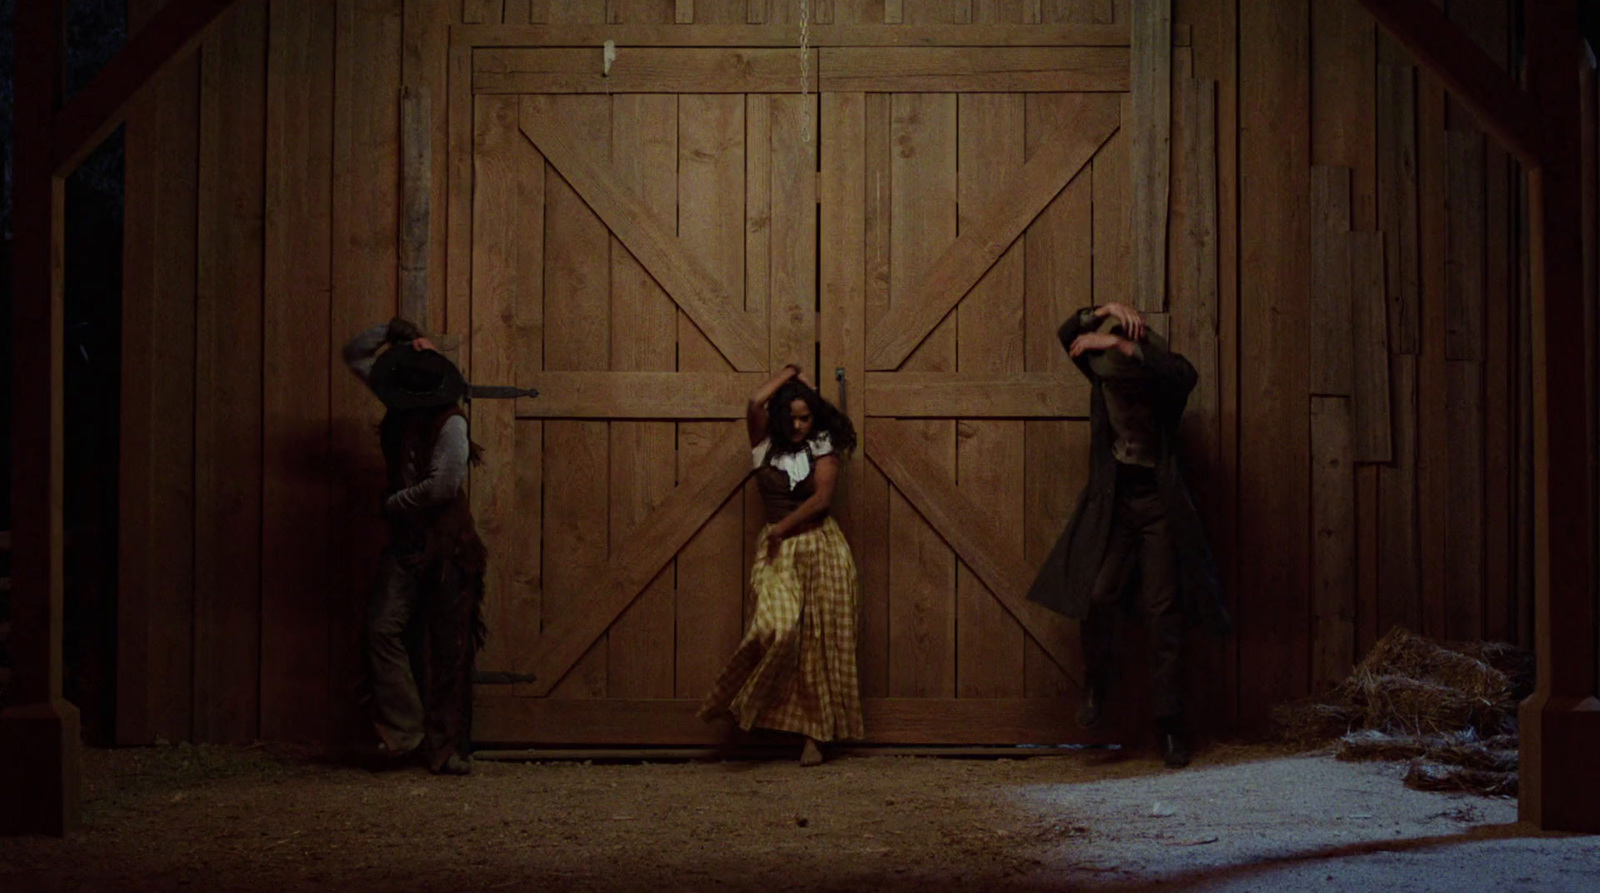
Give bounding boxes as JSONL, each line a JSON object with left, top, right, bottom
{"left": 116, "top": 0, "right": 1535, "bottom": 744}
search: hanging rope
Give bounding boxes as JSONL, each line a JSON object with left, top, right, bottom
{"left": 799, "top": 0, "right": 812, "bottom": 143}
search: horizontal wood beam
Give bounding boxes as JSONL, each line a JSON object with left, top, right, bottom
{"left": 476, "top": 47, "right": 816, "bottom": 94}
{"left": 473, "top": 697, "right": 1110, "bottom": 745}
{"left": 455, "top": 22, "right": 1192, "bottom": 49}
{"left": 51, "top": 0, "right": 240, "bottom": 177}
{"left": 514, "top": 372, "right": 764, "bottom": 418}
{"left": 819, "top": 47, "right": 1127, "bottom": 93}
{"left": 1353, "top": 0, "right": 1545, "bottom": 167}
{"left": 865, "top": 372, "right": 1090, "bottom": 417}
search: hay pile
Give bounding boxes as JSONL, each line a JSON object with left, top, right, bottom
{"left": 1273, "top": 627, "right": 1533, "bottom": 797}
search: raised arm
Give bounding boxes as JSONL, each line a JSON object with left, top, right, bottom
{"left": 343, "top": 317, "right": 431, "bottom": 393}
{"left": 747, "top": 364, "right": 803, "bottom": 447}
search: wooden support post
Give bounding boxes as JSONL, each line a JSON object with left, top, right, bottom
{"left": 400, "top": 85, "right": 431, "bottom": 324}
{"left": 1518, "top": 0, "right": 1600, "bottom": 834}
{"left": 1, "top": 0, "right": 81, "bottom": 837}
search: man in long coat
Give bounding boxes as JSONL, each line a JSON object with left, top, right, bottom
{"left": 1026, "top": 302, "right": 1230, "bottom": 767}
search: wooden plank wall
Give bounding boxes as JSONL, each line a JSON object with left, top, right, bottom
{"left": 116, "top": 0, "right": 1535, "bottom": 743}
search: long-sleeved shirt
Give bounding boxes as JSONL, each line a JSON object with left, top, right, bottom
{"left": 344, "top": 324, "right": 470, "bottom": 514}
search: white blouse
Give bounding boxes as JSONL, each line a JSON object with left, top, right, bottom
{"left": 751, "top": 432, "right": 835, "bottom": 491}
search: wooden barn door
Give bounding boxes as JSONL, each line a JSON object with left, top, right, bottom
{"left": 463, "top": 50, "right": 822, "bottom": 745}
{"left": 819, "top": 88, "right": 1125, "bottom": 743}
{"left": 463, "top": 41, "right": 1133, "bottom": 745}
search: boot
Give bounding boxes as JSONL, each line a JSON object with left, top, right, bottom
{"left": 1076, "top": 678, "right": 1107, "bottom": 729}
{"left": 1156, "top": 716, "right": 1190, "bottom": 768}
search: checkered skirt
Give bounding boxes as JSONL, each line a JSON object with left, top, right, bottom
{"left": 698, "top": 516, "right": 865, "bottom": 742}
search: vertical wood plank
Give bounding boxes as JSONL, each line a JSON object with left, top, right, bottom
{"left": 606, "top": 95, "right": 680, "bottom": 699}
{"left": 117, "top": 38, "right": 199, "bottom": 746}
{"left": 955, "top": 93, "right": 1026, "bottom": 699}
{"left": 1514, "top": 156, "right": 1535, "bottom": 651}
{"left": 1180, "top": 0, "right": 1240, "bottom": 732}
{"left": 504, "top": 0, "right": 534, "bottom": 23}
{"left": 1416, "top": 68, "right": 1449, "bottom": 641}
{"left": 261, "top": 0, "right": 334, "bottom": 742}
{"left": 1042, "top": 0, "right": 1097, "bottom": 22}
{"left": 1483, "top": 144, "right": 1514, "bottom": 643}
{"left": 677, "top": 0, "right": 695, "bottom": 23}
{"left": 1356, "top": 465, "right": 1381, "bottom": 657}
{"left": 529, "top": 0, "right": 550, "bottom": 22}
{"left": 462, "top": 0, "right": 505, "bottom": 24}
{"left": 1172, "top": 73, "right": 1227, "bottom": 727}
{"left": 330, "top": 0, "right": 403, "bottom": 745}
{"left": 1023, "top": 93, "right": 1093, "bottom": 698}
{"left": 857, "top": 92, "right": 894, "bottom": 697}
{"left": 447, "top": 40, "right": 472, "bottom": 376}
{"left": 1350, "top": 231, "right": 1392, "bottom": 462}
{"left": 510, "top": 97, "right": 547, "bottom": 697}
{"left": 1310, "top": 0, "right": 1376, "bottom": 229}
{"left": 1238, "top": 0, "right": 1310, "bottom": 727}
{"left": 1378, "top": 353, "right": 1422, "bottom": 636}
{"left": 1310, "top": 165, "right": 1353, "bottom": 395}
{"left": 1460, "top": 0, "right": 1513, "bottom": 648}
{"left": 469, "top": 95, "right": 523, "bottom": 677}
{"left": 887, "top": 92, "right": 957, "bottom": 698}
{"left": 539, "top": 96, "right": 612, "bottom": 699}
{"left": 676, "top": 95, "right": 748, "bottom": 699}
{"left": 740, "top": 94, "right": 772, "bottom": 624}
{"left": 404, "top": 0, "right": 453, "bottom": 336}
{"left": 194, "top": 4, "right": 266, "bottom": 743}
{"left": 1445, "top": 130, "right": 1486, "bottom": 361}
{"left": 885, "top": 0, "right": 905, "bottom": 22}
{"left": 1445, "top": 359, "right": 1485, "bottom": 642}
{"left": 1130, "top": 0, "right": 1171, "bottom": 311}
{"left": 1092, "top": 95, "right": 1131, "bottom": 306}
{"left": 1311, "top": 396, "right": 1355, "bottom": 691}
{"left": 771, "top": 93, "right": 818, "bottom": 377}
{"left": 1174, "top": 77, "right": 1220, "bottom": 508}
{"left": 399, "top": 86, "right": 430, "bottom": 325}
{"left": 821, "top": 92, "right": 881, "bottom": 701}
{"left": 1377, "top": 62, "right": 1421, "bottom": 354}
{"left": 548, "top": 0, "right": 609, "bottom": 23}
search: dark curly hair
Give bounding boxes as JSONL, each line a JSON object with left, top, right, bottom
{"left": 766, "top": 380, "right": 857, "bottom": 457}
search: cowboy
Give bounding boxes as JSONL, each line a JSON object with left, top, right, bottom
{"left": 343, "top": 318, "right": 486, "bottom": 775}
{"left": 1026, "top": 303, "right": 1230, "bottom": 768}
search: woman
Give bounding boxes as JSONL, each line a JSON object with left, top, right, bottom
{"left": 698, "top": 364, "right": 865, "bottom": 765}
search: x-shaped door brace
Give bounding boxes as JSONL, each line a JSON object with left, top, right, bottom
{"left": 511, "top": 92, "right": 1121, "bottom": 694}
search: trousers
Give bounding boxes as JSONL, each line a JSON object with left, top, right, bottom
{"left": 365, "top": 547, "right": 477, "bottom": 769}
{"left": 1083, "top": 463, "right": 1186, "bottom": 719}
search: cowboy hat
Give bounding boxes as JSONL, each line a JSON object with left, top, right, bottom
{"left": 369, "top": 343, "right": 469, "bottom": 411}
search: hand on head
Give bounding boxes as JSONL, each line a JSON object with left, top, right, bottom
{"left": 1095, "top": 302, "right": 1145, "bottom": 341}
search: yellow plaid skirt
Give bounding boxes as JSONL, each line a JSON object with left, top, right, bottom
{"left": 698, "top": 516, "right": 865, "bottom": 742}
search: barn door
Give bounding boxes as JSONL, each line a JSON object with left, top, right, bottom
{"left": 463, "top": 49, "right": 823, "bottom": 744}
{"left": 462, "top": 42, "right": 1134, "bottom": 745}
{"left": 818, "top": 88, "right": 1125, "bottom": 743}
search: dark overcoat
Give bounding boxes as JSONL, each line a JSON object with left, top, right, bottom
{"left": 1025, "top": 307, "right": 1232, "bottom": 635}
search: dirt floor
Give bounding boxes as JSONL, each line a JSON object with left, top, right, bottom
{"left": 2, "top": 740, "right": 1598, "bottom": 892}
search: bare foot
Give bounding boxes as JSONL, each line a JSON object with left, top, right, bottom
{"left": 800, "top": 738, "right": 824, "bottom": 767}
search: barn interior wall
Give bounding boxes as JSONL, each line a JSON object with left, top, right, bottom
{"left": 114, "top": 0, "right": 1538, "bottom": 744}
